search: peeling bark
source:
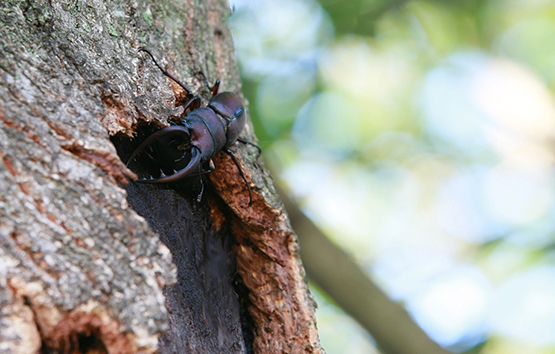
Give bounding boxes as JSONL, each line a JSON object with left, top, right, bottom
{"left": 0, "top": 0, "right": 322, "bottom": 353}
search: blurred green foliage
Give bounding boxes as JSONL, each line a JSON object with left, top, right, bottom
{"left": 231, "top": 0, "right": 555, "bottom": 353}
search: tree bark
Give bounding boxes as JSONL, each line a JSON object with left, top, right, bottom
{"left": 0, "top": 1, "right": 322, "bottom": 353}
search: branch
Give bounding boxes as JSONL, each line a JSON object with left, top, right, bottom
{"left": 279, "top": 186, "right": 453, "bottom": 354}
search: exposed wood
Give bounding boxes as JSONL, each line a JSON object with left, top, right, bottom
{"left": 210, "top": 153, "right": 322, "bottom": 353}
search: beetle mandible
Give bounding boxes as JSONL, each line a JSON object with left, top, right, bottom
{"left": 128, "top": 48, "right": 255, "bottom": 206}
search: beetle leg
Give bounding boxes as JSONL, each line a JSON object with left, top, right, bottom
{"left": 224, "top": 149, "right": 253, "bottom": 207}
{"left": 194, "top": 160, "right": 217, "bottom": 202}
{"left": 196, "top": 71, "right": 221, "bottom": 96}
{"left": 188, "top": 160, "right": 217, "bottom": 199}
{"left": 182, "top": 95, "right": 202, "bottom": 113}
{"left": 236, "top": 137, "right": 261, "bottom": 158}
{"left": 139, "top": 48, "right": 196, "bottom": 97}
{"left": 196, "top": 159, "right": 205, "bottom": 202}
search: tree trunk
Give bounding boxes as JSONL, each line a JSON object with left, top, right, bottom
{"left": 0, "top": 1, "right": 322, "bottom": 353}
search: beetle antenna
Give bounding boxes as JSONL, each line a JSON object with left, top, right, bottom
{"left": 139, "top": 47, "right": 195, "bottom": 97}
{"left": 196, "top": 71, "right": 220, "bottom": 96}
{"left": 197, "top": 163, "right": 204, "bottom": 202}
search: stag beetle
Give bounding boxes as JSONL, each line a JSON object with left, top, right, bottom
{"left": 128, "top": 48, "right": 256, "bottom": 206}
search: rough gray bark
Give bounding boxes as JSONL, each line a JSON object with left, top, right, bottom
{"left": 0, "top": 0, "right": 322, "bottom": 353}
